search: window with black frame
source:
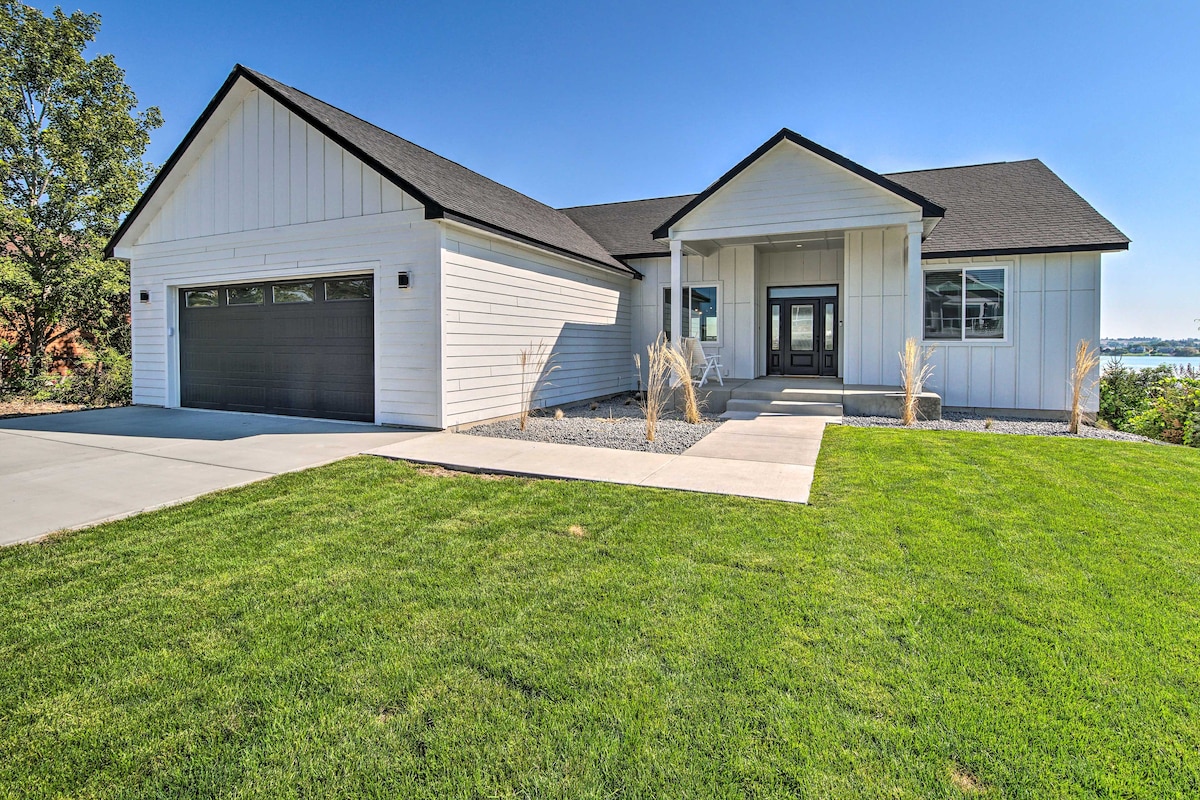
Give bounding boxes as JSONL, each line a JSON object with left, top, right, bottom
{"left": 924, "top": 268, "right": 1005, "bottom": 341}
{"left": 662, "top": 285, "right": 719, "bottom": 342}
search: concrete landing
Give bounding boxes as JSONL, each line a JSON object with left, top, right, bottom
{"left": 368, "top": 414, "right": 835, "bottom": 504}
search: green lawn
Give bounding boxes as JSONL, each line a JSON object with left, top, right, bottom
{"left": 2, "top": 427, "right": 1199, "bottom": 798}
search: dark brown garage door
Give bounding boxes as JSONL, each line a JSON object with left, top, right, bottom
{"left": 179, "top": 275, "right": 374, "bottom": 422}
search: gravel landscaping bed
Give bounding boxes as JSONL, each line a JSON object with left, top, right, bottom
{"left": 464, "top": 395, "right": 723, "bottom": 454}
{"left": 842, "top": 410, "right": 1157, "bottom": 443}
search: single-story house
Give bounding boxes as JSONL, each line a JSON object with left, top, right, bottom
{"left": 107, "top": 65, "right": 1129, "bottom": 427}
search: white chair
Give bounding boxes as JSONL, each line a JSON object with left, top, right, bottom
{"left": 681, "top": 337, "right": 724, "bottom": 387}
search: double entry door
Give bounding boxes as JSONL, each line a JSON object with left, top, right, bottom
{"left": 767, "top": 286, "right": 838, "bottom": 377}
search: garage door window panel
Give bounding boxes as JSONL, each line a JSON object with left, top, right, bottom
{"left": 325, "top": 278, "right": 372, "bottom": 301}
{"left": 227, "top": 286, "right": 264, "bottom": 305}
{"left": 185, "top": 289, "right": 219, "bottom": 308}
{"left": 272, "top": 282, "right": 314, "bottom": 304}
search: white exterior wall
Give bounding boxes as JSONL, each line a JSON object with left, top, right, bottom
{"left": 440, "top": 227, "right": 633, "bottom": 427}
{"left": 124, "top": 84, "right": 444, "bottom": 428}
{"left": 920, "top": 252, "right": 1102, "bottom": 412}
{"left": 137, "top": 88, "right": 419, "bottom": 244}
{"left": 629, "top": 245, "right": 757, "bottom": 379}
{"left": 843, "top": 226, "right": 909, "bottom": 386}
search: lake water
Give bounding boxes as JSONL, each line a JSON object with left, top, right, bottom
{"left": 1104, "top": 355, "right": 1200, "bottom": 371}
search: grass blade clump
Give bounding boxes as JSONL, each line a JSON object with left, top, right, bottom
{"left": 899, "top": 337, "right": 935, "bottom": 426}
{"left": 1069, "top": 339, "right": 1101, "bottom": 434}
{"left": 518, "top": 341, "right": 559, "bottom": 431}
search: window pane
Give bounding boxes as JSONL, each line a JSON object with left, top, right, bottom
{"left": 273, "top": 282, "right": 314, "bottom": 303}
{"left": 824, "top": 302, "right": 835, "bottom": 351}
{"left": 325, "top": 278, "right": 372, "bottom": 301}
{"left": 662, "top": 287, "right": 671, "bottom": 341}
{"left": 184, "top": 289, "right": 218, "bottom": 308}
{"left": 689, "top": 286, "right": 718, "bottom": 342}
{"left": 771, "top": 305, "right": 780, "bottom": 351}
{"left": 227, "top": 286, "right": 263, "bottom": 306}
{"left": 791, "top": 305, "right": 814, "bottom": 351}
{"left": 924, "top": 270, "right": 963, "bottom": 340}
{"left": 965, "top": 268, "right": 1004, "bottom": 339}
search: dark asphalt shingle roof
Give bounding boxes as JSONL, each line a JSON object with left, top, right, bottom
{"left": 109, "top": 66, "right": 632, "bottom": 274}
{"left": 886, "top": 159, "right": 1129, "bottom": 257}
{"left": 241, "top": 69, "right": 632, "bottom": 274}
{"left": 560, "top": 195, "right": 697, "bottom": 259}
{"left": 562, "top": 160, "right": 1128, "bottom": 260}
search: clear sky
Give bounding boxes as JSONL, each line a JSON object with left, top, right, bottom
{"left": 51, "top": 0, "right": 1200, "bottom": 337}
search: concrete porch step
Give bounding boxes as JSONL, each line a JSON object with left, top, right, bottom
{"left": 723, "top": 399, "right": 844, "bottom": 417}
{"left": 729, "top": 388, "right": 845, "bottom": 404}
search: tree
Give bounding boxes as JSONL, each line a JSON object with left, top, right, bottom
{"left": 0, "top": 2, "right": 160, "bottom": 384}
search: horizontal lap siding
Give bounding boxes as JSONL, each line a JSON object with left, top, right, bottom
{"left": 130, "top": 211, "right": 442, "bottom": 427}
{"left": 919, "top": 252, "right": 1102, "bottom": 412}
{"left": 674, "top": 141, "right": 918, "bottom": 236}
{"left": 442, "top": 230, "right": 633, "bottom": 426}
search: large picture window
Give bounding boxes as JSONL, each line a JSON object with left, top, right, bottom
{"left": 662, "top": 285, "right": 719, "bottom": 342}
{"left": 924, "top": 267, "right": 1006, "bottom": 341}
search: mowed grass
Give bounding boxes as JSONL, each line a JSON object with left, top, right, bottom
{"left": 2, "top": 427, "right": 1199, "bottom": 798}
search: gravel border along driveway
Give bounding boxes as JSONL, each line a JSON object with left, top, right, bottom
{"left": 464, "top": 395, "right": 722, "bottom": 454}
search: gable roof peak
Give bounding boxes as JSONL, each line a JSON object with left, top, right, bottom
{"left": 650, "top": 127, "right": 945, "bottom": 239}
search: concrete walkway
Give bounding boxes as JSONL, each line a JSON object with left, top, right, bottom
{"left": 0, "top": 407, "right": 426, "bottom": 545}
{"left": 367, "top": 413, "right": 835, "bottom": 503}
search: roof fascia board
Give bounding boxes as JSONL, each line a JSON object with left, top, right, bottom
{"left": 922, "top": 242, "right": 1130, "bottom": 260}
{"left": 651, "top": 129, "right": 945, "bottom": 240}
{"left": 437, "top": 215, "right": 642, "bottom": 279}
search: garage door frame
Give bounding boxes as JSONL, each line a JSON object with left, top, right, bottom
{"left": 160, "top": 262, "right": 382, "bottom": 424}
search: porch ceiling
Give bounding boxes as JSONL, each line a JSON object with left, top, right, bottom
{"left": 683, "top": 229, "right": 845, "bottom": 256}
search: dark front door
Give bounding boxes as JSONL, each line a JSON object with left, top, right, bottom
{"left": 768, "top": 288, "right": 838, "bottom": 377}
{"left": 179, "top": 275, "right": 374, "bottom": 422}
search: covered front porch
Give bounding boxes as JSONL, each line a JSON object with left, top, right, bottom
{"left": 630, "top": 130, "right": 943, "bottom": 393}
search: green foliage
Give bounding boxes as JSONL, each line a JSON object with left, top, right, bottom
{"left": 0, "top": 2, "right": 160, "bottom": 380}
{"left": 1098, "top": 361, "right": 1175, "bottom": 431}
{"left": 1128, "top": 375, "right": 1200, "bottom": 446}
{"left": 29, "top": 344, "right": 130, "bottom": 405}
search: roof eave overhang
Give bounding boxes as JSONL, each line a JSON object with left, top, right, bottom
{"left": 650, "top": 128, "right": 945, "bottom": 241}
{"left": 921, "top": 242, "right": 1131, "bottom": 260}
{"left": 438, "top": 211, "right": 641, "bottom": 278}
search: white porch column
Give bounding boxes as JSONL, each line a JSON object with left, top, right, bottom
{"left": 906, "top": 221, "right": 923, "bottom": 339}
{"left": 669, "top": 238, "right": 683, "bottom": 342}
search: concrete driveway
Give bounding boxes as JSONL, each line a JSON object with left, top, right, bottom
{"left": 0, "top": 407, "right": 429, "bottom": 546}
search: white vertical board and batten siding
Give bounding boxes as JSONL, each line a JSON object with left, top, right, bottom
{"left": 126, "top": 86, "right": 441, "bottom": 427}
{"left": 843, "top": 227, "right": 908, "bottom": 386}
{"left": 440, "top": 228, "right": 633, "bottom": 427}
{"left": 670, "top": 141, "right": 921, "bottom": 240}
{"left": 920, "top": 252, "right": 1102, "bottom": 412}
{"left": 628, "top": 245, "right": 756, "bottom": 379}
{"left": 136, "top": 88, "right": 417, "bottom": 245}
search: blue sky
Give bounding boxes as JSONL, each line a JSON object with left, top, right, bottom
{"left": 62, "top": 0, "right": 1199, "bottom": 337}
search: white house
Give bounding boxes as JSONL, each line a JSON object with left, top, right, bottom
{"left": 108, "top": 66, "right": 1129, "bottom": 427}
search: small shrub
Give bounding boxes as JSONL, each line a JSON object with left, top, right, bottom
{"left": 553, "top": 408, "right": 564, "bottom": 420}
{"left": 1099, "top": 361, "right": 1175, "bottom": 431}
{"left": 1127, "top": 375, "right": 1200, "bottom": 446}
